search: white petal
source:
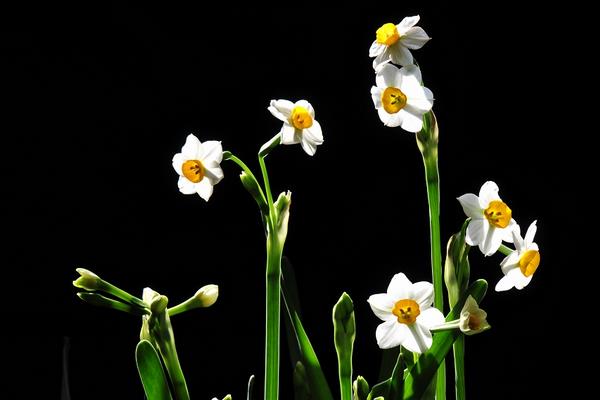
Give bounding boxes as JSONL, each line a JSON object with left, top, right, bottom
{"left": 300, "top": 137, "right": 317, "bottom": 156}
{"left": 368, "top": 293, "right": 396, "bottom": 321}
{"left": 403, "top": 323, "right": 432, "bottom": 354}
{"left": 397, "top": 15, "right": 421, "bottom": 33}
{"left": 375, "top": 64, "right": 401, "bottom": 89}
{"left": 457, "top": 193, "right": 483, "bottom": 219}
{"left": 142, "top": 287, "right": 159, "bottom": 305}
{"left": 280, "top": 124, "right": 299, "bottom": 145}
{"left": 500, "top": 220, "right": 517, "bottom": 243}
{"left": 369, "top": 41, "right": 385, "bottom": 57}
{"left": 195, "top": 179, "right": 214, "bottom": 201}
{"left": 376, "top": 319, "right": 406, "bottom": 349}
{"left": 399, "top": 108, "right": 424, "bottom": 133}
{"left": 401, "top": 27, "right": 431, "bottom": 49}
{"left": 268, "top": 99, "right": 294, "bottom": 122}
{"left": 172, "top": 153, "right": 185, "bottom": 176}
{"left": 524, "top": 220, "right": 538, "bottom": 247}
{"left": 204, "top": 165, "right": 224, "bottom": 185}
{"left": 388, "top": 43, "right": 413, "bottom": 67}
{"left": 201, "top": 141, "right": 223, "bottom": 164}
{"left": 177, "top": 176, "right": 196, "bottom": 195}
{"left": 513, "top": 272, "right": 533, "bottom": 290}
{"left": 411, "top": 281, "right": 434, "bottom": 307}
{"left": 371, "top": 86, "right": 382, "bottom": 108}
{"left": 406, "top": 87, "right": 434, "bottom": 113}
{"left": 372, "top": 50, "right": 392, "bottom": 70}
{"left": 500, "top": 252, "right": 519, "bottom": 274}
{"left": 478, "top": 181, "right": 500, "bottom": 208}
{"left": 481, "top": 226, "right": 503, "bottom": 256}
{"left": 377, "top": 107, "right": 393, "bottom": 126}
{"left": 400, "top": 64, "right": 423, "bottom": 86}
{"left": 387, "top": 273, "right": 412, "bottom": 299}
{"left": 304, "top": 120, "right": 323, "bottom": 144}
{"left": 385, "top": 111, "right": 404, "bottom": 128}
{"left": 466, "top": 218, "right": 487, "bottom": 246}
{"left": 511, "top": 228, "right": 525, "bottom": 253}
{"left": 295, "top": 100, "right": 315, "bottom": 118}
{"left": 416, "top": 307, "right": 445, "bottom": 329}
{"left": 494, "top": 274, "right": 516, "bottom": 292}
{"left": 181, "top": 134, "right": 201, "bottom": 159}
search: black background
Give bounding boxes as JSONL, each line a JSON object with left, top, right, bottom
{"left": 3, "top": 3, "right": 566, "bottom": 399}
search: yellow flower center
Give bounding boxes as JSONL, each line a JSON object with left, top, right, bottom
{"left": 382, "top": 87, "right": 407, "bottom": 114}
{"left": 376, "top": 23, "right": 400, "bottom": 46}
{"left": 290, "top": 106, "right": 313, "bottom": 130}
{"left": 182, "top": 159, "right": 205, "bottom": 183}
{"left": 519, "top": 250, "right": 540, "bottom": 277}
{"left": 392, "top": 299, "right": 420, "bottom": 325}
{"left": 484, "top": 200, "right": 512, "bottom": 228}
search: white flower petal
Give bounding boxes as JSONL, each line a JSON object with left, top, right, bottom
{"left": 377, "top": 107, "right": 394, "bottom": 126}
{"left": 514, "top": 273, "right": 533, "bottom": 290}
{"left": 369, "top": 41, "right": 385, "bottom": 57}
{"left": 201, "top": 141, "right": 223, "bottom": 164}
{"left": 300, "top": 137, "right": 317, "bottom": 156}
{"left": 411, "top": 281, "right": 434, "bottom": 307}
{"left": 280, "top": 124, "right": 298, "bottom": 145}
{"left": 172, "top": 153, "right": 185, "bottom": 176}
{"left": 400, "top": 27, "right": 431, "bottom": 49}
{"left": 400, "top": 64, "right": 423, "bottom": 87}
{"left": 204, "top": 165, "right": 224, "bottom": 185}
{"left": 495, "top": 274, "right": 516, "bottom": 292}
{"left": 388, "top": 43, "right": 413, "bottom": 67}
{"left": 524, "top": 220, "right": 538, "bottom": 247}
{"left": 481, "top": 226, "right": 503, "bottom": 256}
{"left": 195, "top": 179, "right": 214, "bottom": 201}
{"left": 404, "top": 323, "right": 432, "bottom": 354}
{"left": 478, "top": 181, "right": 500, "bottom": 208}
{"left": 376, "top": 319, "right": 406, "bottom": 349}
{"left": 500, "top": 252, "right": 519, "bottom": 274}
{"left": 373, "top": 50, "right": 392, "bottom": 70}
{"left": 458, "top": 194, "right": 483, "bottom": 219}
{"left": 387, "top": 273, "right": 412, "bottom": 299}
{"left": 371, "top": 86, "right": 383, "bottom": 108}
{"left": 416, "top": 307, "right": 445, "bottom": 329}
{"left": 181, "top": 134, "right": 202, "bottom": 159}
{"left": 397, "top": 15, "right": 421, "bottom": 33}
{"left": 399, "top": 108, "right": 424, "bottom": 132}
{"left": 268, "top": 99, "right": 294, "bottom": 122}
{"left": 500, "top": 220, "right": 517, "bottom": 243}
{"left": 304, "top": 120, "right": 323, "bottom": 144}
{"left": 406, "top": 87, "right": 434, "bottom": 113}
{"left": 375, "top": 64, "right": 401, "bottom": 89}
{"left": 177, "top": 176, "right": 197, "bottom": 195}
{"left": 368, "top": 293, "right": 396, "bottom": 321}
{"left": 466, "top": 218, "right": 487, "bottom": 246}
{"left": 512, "top": 229, "right": 525, "bottom": 253}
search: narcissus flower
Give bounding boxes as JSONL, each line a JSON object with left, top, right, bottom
{"left": 368, "top": 273, "right": 444, "bottom": 353}
{"left": 369, "top": 15, "right": 431, "bottom": 69}
{"left": 268, "top": 99, "right": 323, "bottom": 156}
{"left": 495, "top": 221, "right": 541, "bottom": 292}
{"left": 459, "top": 295, "right": 491, "bottom": 335}
{"left": 172, "top": 134, "right": 224, "bottom": 201}
{"left": 458, "top": 181, "right": 516, "bottom": 256}
{"left": 371, "top": 64, "right": 433, "bottom": 132}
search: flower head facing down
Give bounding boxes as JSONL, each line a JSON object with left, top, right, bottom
{"left": 495, "top": 221, "right": 541, "bottom": 291}
{"left": 268, "top": 99, "right": 323, "bottom": 156}
{"left": 172, "top": 134, "right": 224, "bottom": 201}
{"left": 371, "top": 64, "right": 434, "bottom": 132}
{"left": 368, "top": 273, "right": 444, "bottom": 353}
{"left": 459, "top": 295, "right": 491, "bottom": 335}
{"left": 369, "top": 15, "right": 431, "bottom": 69}
{"left": 457, "top": 181, "right": 517, "bottom": 256}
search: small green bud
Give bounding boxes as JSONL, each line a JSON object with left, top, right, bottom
{"left": 194, "top": 284, "right": 219, "bottom": 308}
{"left": 353, "top": 375, "right": 369, "bottom": 400}
{"left": 73, "top": 268, "right": 102, "bottom": 291}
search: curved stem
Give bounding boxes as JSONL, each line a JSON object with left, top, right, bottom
{"left": 225, "top": 152, "right": 268, "bottom": 205}
{"left": 498, "top": 244, "right": 513, "bottom": 256}
{"left": 259, "top": 154, "right": 276, "bottom": 230}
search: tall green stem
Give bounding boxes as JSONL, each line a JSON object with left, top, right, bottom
{"left": 453, "top": 335, "right": 466, "bottom": 400}
{"left": 265, "top": 232, "right": 283, "bottom": 400}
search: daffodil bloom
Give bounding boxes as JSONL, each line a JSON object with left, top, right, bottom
{"left": 457, "top": 181, "right": 517, "bottom": 256}
{"left": 268, "top": 99, "right": 323, "bottom": 156}
{"left": 495, "top": 221, "right": 541, "bottom": 291}
{"left": 370, "top": 64, "right": 433, "bottom": 132}
{"left": 431, "top": 295, "right": 490, "bottom": 335}
{"left": 172, "top": 134, "right": 224, "bottom": 201}
{"left": 368, "top": 273, "right": 444, "bottom": 353}
{"left": 369, "top": 15, "right": 431, "bottom": 69}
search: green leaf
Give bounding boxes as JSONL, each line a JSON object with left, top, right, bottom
{"left": 293, "top": 361, "right": 311, "bottom": 400}
{"left": 402, "top": 280, "right": 488, "bottom": 400}
{"left": 353, "top": 376, "right": 369, "bottom": 400}
{"left": 77, "top": 292, "right": 148, "bottom": 316}
{"left": 281, "top": 258, "right": 334, "bottom": 400}
{"left": 247, "top": 374, "right": 255, "bottom": 400}
{"left": 135, "top": 340, "right": 173, "bottom": 400}
{"left": 367, "top": 350, "right": 404, "bottom": 400}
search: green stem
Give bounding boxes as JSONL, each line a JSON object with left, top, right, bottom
{"left": 265, "top": 233, "right": 283, "bottom": 400}
{"left": 224, "top": 152, "right": 268, "bottom": 205}
{"left": 422, "top": 152, "right": 446, "bottom": 400}
{"left": 154, "top": 311, "right": 189, "bottom": 400}
{"left": 259, "top": 153, "right": 276, "bottom": 229}
{"left": 453, "top": 335, "right": 466, "bottom": 400}
{"left": 498, "top": 244, "right": 513, "bottom": 256}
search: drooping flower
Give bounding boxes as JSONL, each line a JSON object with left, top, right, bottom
{"left": 370, "top": 64, "right": 433, "bottom": 132}
{"left": 369, "top": 15, "right": 431, "bottom": 69}
{"left": 495, "top": 221, "right": 541, "bottom": 291}
{"left": 172, "top": 134, "right": 224, "bottom": 201}
{"left": 268, "top": 99, "right": 323, "bottom": 156}
{"left": 459, "top": 295, "right": 491, "bottom": 335}
{"left": 368, "top": 273, "right": 444, "bottom": 353}
{"left": 457, "top": 181, "right": 517, "bottom": 256}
